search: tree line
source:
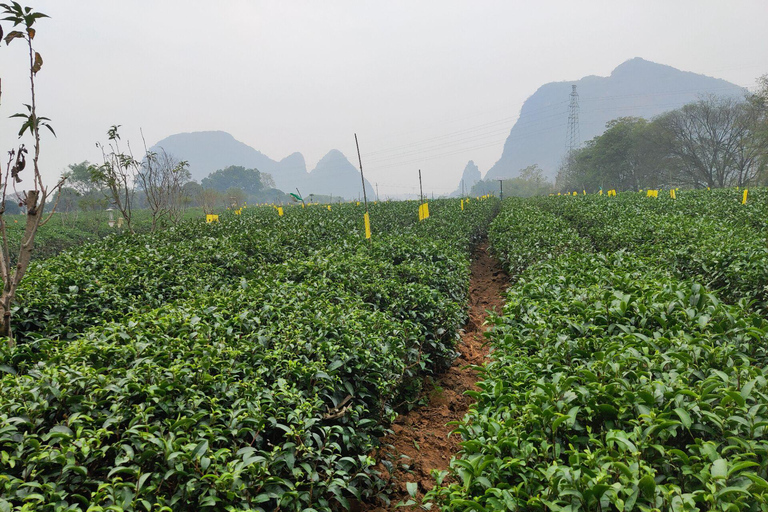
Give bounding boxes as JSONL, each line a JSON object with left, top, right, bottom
{"left": 557, "top": 77, "right": 768, "bottom": 192}
{"left": 52, "top": 126, "right": 290, "bottom": 233}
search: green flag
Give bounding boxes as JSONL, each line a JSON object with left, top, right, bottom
{"left": 289, "top": 193, "right": 303, "bottom": 202}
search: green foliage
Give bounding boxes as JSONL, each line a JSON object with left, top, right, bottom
{"left": 0, "top": 197, "right": 499, "bottom": 510}
{"left": 557, "top": 117, "right": 664, "bottom": 192}
{"left": 201, "top": 165, "right": 265, "bottom": 196}
{"left": 559, "top": 92, "right": 768, "bottom": 191}
{"left": 471, "top": 165, "right": 554, "bottom": 198}
{"left": 536, "top": 188, "right": 768, "bottom": 310}
{"left": 426, "top": 193, "right": 768, "bottom": 511}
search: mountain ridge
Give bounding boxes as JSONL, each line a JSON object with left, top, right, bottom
{"left": 150, "top": 131, "right": 374, "bottom": 200}
{"left": 483, "top": 57, "right": 746, "bottom": 181}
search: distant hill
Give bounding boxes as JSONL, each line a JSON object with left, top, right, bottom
{"left": 449, "top": 160, "right": 481, "bottom": 197}
{"left": 484, "top": 58, "right": 746, "bottom": 181}
{"left": 150, "top": 131, "right": 374, "bottom": 200}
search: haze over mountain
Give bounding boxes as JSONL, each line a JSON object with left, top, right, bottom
{"left": 152, "top": 58, "right": 747, "bottom": 199}
{"left": 483, "top": 58, "right": 746, "bottom": 182}
{"left": 150, "top": 132, "right": 374, "bottom": 200}
{"left": 450, "top": 161, "right": 481, "bottom": 197}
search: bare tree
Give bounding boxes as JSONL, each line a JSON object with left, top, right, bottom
{"left": 56, "top": 186, "right": 80, "bottom": 226}
{"left": 225, "top": 187, "right": 246, "bottom": 208}
{"left": 199, "top": 188, "right": 221, "bottom": 214}
{"left": 136, "top": 143, "right": 191, "bottom": 231}
{"left": 260, "top": 172, "right": 276, "bottom": 190}
{"left": 0, "top": 4, "right": 65, "bottom": 346}
{"left": 656, "top": 95, "right": 745, "bottom": 188}
{"left": 90, "top": 125, "right": 139, "bottom": 233}
{"left": 730, "top": 101, "right": 766, "bottom": 187}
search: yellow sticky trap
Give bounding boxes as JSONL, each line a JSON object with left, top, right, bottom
{"left": 418, "top": 203, "right": 424, "bottom": 221}
{"left": 277, "top": 207, "right": 284, "bottom": 217}
{"left": 356, "top": 201, "right": 360, "bottom": 206}
{"left": 670, "top": 189, "right": 676, "bottom": 199}
{"left": 583, "top": 190, "right": 586, "bottom": 195}
{"left": 364, "top": 212, "right": 371, "bottom": 239}
{"left": 599, "top": 190, "right": 603, "bottom": 196}
{"left": 423, "top": 203, "right": 429, "bottom": 219}
{"left": 327, "top": 205, "right": 331, "bottom": 211}
{"left": 557, "top": 192, "right": 561, "bottom": 196}
{"left": 461, "top": 199, "right": 464, "bottom": 211}
{"left": 206, "top": 214, "right": 219, "bottom": 223}
{"left": 743, "top": 189, "right": 748, "bottom": 204}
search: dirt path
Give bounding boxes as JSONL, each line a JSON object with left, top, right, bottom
{"left": 361, "top": 242, "right": 509, "bottom": 511}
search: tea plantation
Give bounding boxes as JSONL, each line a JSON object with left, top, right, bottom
{"left": 0, "top": 199, "right": 498, "bottom": 511}
{"left": 4, "top": 189, "right": 768, "bottom": 511}
{"left": 426, "top": 189, "right": 768, "bottom": 511}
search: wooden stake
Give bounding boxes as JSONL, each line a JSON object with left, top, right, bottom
{"left": 354, "top": 134, "right": 372, "bottom": 241}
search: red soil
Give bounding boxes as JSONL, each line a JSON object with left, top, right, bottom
{"left": 359, "top": 242, "right": 509, "bottom": 511}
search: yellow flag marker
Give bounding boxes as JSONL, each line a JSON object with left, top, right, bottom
{"left": 418, "top": 202, "right": 430, "bottom": 221}
{"left": 743, "top": 189, "right": 748, "bottom": 204}
{"left": 364, "top": 212, "right": 371, "bottom": 239}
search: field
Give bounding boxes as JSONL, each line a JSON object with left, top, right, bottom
{"left": 425, "top": 189, "right": 768, "bottom": 511}
{"left": 0, "top": 198, "right": 498, "bottom": 511}
{"left": 2, "top": 189, "right": 768, "bottom": 511}
{"left": 0, "top": 208, "right": 209, "bottom": 264}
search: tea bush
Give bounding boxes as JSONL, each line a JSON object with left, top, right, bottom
{"left": 0, "top": 198, "right": 498, "bottom": 511}
{"left": 427, "top": 198, "right": 768, "bottom": 511}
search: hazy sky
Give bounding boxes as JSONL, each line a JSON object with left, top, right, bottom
{"left": 1, "top": 1, "right": 766, "bottom": 198}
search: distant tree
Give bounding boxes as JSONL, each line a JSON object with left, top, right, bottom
{"left": 728, "top": 101, "right": 766, "bottom": 187}
{"left": 260, "top": 172, "right": 276, "bottom": 190}
{"left": 55, "top": 187, "right": 81, "bottom": 226}
{"left": 225, "top": 187, "right": 246, "bottom": 208}
{"left": 198, "top": 188, "right": 221, "bottom": 214}
{"left": 655, "top": 96, "right": 747, "bottom": 188}
{"left": 136, "top": 147, "right": 191, "bottom": 230}
{"left": 470, "top": 168, "right": 553, "bottom": 198}
{"left": 518, "top": 164, "right": 545, "bottom": 185}
{"left": 557, "top": 117, "right": 663, "bottom": 192}
{"left": 90, "top": 125, "right": 140, "bottom": 233}
{"left": 181, "top": 181, "right": 202, "bottom": 209}
{"left": 745, "top": 75, "right": 768, "bottom": 184}
{"left": 201, "top": 165, "right": 265, "bottom": 195}
{"left": 62, "top": 161, "right": 96, "bottom": 195}
{"left": 62, "top": 161, "right": 105, "bottom": 220}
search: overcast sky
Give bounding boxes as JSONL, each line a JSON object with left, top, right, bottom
{"left": 1, "top": 0, "right": 766, "bottom": 198}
